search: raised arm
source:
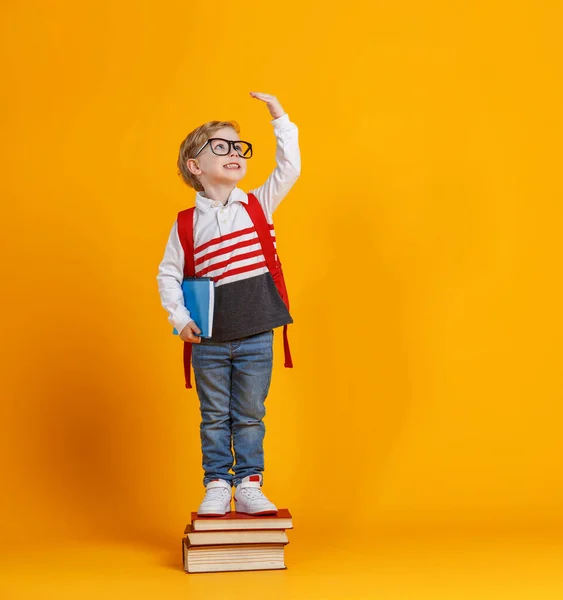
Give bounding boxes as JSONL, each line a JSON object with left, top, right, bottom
{"left": 248, "top": 92, "right": 301, "bottom": 219}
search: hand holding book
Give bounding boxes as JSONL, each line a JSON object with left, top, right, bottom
{"left": 180, "top": 321, "right": 201, "bottom": 344}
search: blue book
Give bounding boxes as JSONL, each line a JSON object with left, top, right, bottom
{"left": 172, "top": 277, "right": 215, "bottom": 338}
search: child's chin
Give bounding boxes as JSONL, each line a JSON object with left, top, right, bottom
{"left": 220, "top": 170, "right": 245, "bottom": 181}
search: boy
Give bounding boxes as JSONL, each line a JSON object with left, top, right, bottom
{"left": 156, "top": 92, "right": 300, "bottom": 516}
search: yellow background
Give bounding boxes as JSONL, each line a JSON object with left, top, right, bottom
{"left": 1, "top": 0, "right": 563, "bottom": 598}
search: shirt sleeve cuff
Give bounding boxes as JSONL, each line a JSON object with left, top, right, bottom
{"left": 271, "top": 113, "right": 291, "bottom": 130}
{"left": 170, "top": 307, "right": 194, "bottom": 335}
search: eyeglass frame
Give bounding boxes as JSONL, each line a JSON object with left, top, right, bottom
{"left": 192, "top": 138, "right": 253, "bottom": 159}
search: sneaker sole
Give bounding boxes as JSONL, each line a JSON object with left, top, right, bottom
{"left": 197, "top": 510, "right": 231, "bottom": 517}
{"left": 234, "top": 509, "right": 278, "bottom": 516}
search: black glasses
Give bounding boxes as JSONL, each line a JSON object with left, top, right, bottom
{"left": 193, "top": 138, "right": 253, "bottom": 159}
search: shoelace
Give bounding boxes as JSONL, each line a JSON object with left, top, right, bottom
{"left": 238, "top": 487, "right": 265, "bottom": 501}
{"left": 204, "top": 488, "right": 230, "bottom": 502}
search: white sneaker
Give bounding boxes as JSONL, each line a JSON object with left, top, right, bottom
{"left": 197, "top": 479, "right": 232, "bottom": 516}
{"left": 234, "top": 474, "right": 277, "bottom": 515}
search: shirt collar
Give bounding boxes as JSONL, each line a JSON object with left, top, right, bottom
{"left": 195, "top": 187, "right": 249, "bottom": 212}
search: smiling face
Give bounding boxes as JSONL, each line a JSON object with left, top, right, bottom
{"left": 188, "top": 126, "right": 248, "bottom": 190}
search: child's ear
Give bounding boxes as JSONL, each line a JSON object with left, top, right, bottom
{"left": 187, "top": 159, "right": 201, "bottom": 176}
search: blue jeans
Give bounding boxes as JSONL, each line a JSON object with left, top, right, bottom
{"left": 191, "top": 330, "right": 274, "bottom": 488}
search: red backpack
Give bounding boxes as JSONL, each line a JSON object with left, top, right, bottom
{"left": 176, "top": 193, "right": 293, "bottom": 389}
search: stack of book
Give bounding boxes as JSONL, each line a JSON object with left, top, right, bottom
{"left": 182, "top": 509, "right": 293, "bottom": 573}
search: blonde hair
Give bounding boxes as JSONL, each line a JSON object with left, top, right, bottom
{"left": 177, "top": 120, "right": 241, "bottom": 192}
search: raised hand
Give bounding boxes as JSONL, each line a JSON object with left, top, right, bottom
{"left": 249, "top": 92, "right": 286, "bottom": 120}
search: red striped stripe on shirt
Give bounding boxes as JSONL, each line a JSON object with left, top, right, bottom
{"left": 196, "top": 248, "right": 265, "bottom": 277}
{"left": 194, "top": 223, "right": 275, "bottom": 256}
{"left": 195, "top": 237, "right": 262, "bottom": 268}
{"left": 194, "top": 225, "right": 277, "bottom": 281}
{"left": 194, "top": 225, "right": 276, "bottom": 280}
{"left": 211, "top": 260, "right": 268, "bottom": 282}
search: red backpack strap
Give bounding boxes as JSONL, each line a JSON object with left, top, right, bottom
{"left": 244, "top": 193, "right": 293, "bottom": 369}
{"left": 177, "top": 208, "right": 196, "bottom": 389}
{"left": 177, "top": 208, "right": 196, "bottom": 278}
